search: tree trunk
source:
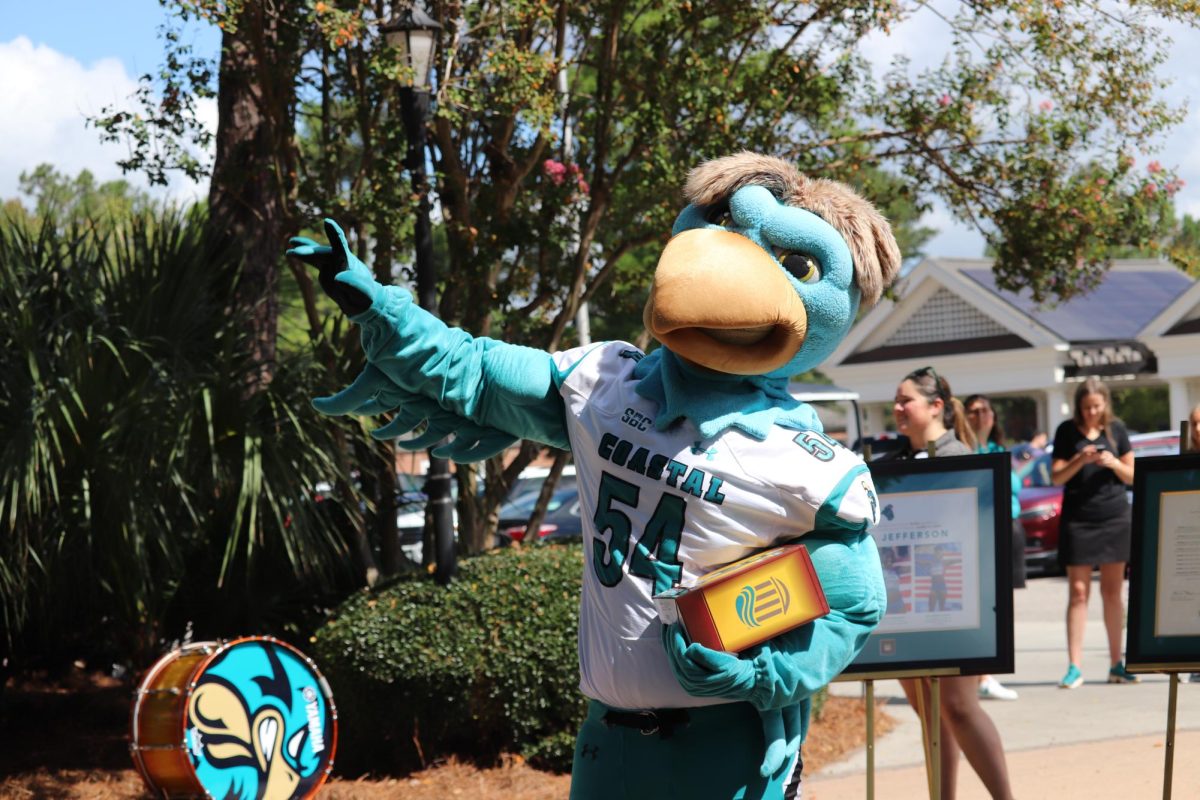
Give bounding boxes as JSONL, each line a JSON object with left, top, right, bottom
{"left": 207, "top": 6, "right": 301, "bottom": 393}
{"left": 372, "top": 229, "right": 402, "bottom": 575}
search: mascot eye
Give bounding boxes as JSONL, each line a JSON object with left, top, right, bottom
{"left": 288, "top": 728, "right": 306, "bottom": 760}
{"left": 704, "top": 202, "right": 733, "bottom": 227}
{"left": 777, "top": 251, "right": 821, "bottom": 283}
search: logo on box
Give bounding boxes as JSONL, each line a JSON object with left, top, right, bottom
{"left": 735, "top": 578, "right": 791, "bottom": 628}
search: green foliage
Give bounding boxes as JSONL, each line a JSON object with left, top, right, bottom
{"left": 1168, "top": 214, "right": 1200, "bottom": 278}
{"left": 988, "top": 157, "right": 1179, "bottom": 300}
{"left": 312, "top": 543, "right": 587, "bottom": 774}
{"left": 114, "top": 1, "right": 1199, "bottom": 548}
{"left": 1112, "top": 386, "right": 1170, "bottom": 434}
{"left": 87, "top": 25, "right": 216, "bottom": 186}
{"left": 9, "top": 164, "right": 155, "bottom": 224}
{"left": 0, "top": 206, "right": 372, "bottom": 669}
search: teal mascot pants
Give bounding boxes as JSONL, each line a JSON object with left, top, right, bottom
{"left": 570, "top": 701, "right": 803, "bottom": 800}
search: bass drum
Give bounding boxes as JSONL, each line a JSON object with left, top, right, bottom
{"left": 130, "top": 636, "right": 337, "bottom": 799}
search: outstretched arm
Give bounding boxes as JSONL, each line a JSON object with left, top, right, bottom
{"left": 287, "top": 220, "right": 570, "bottom": 449}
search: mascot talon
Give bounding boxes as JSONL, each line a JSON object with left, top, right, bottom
{"left": 292, "top": 152, "right": 900, "bottom": 799}
{"left": 759, "top": 705, "right": 804, "bottom": 777}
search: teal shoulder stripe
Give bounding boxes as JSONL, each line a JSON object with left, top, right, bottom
{"left": 813, "top": 463, "right": 870, "bottom": 532}
{"left": 552, "top": 342, "right": 612, "bottom": 389}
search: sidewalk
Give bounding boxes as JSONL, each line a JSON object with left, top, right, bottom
{"left": 806, "top": 574, "right": 1200, "bottom": 799}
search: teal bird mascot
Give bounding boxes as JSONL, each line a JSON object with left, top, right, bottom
{"left": 289, "top": 152, "right": 901, "bottom": 800}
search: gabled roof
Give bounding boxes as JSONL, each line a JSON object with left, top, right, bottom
{"left": 828, "top": 257, "right": 1195, "bottom": 368}
{"left": 1141, "top": 274, "right": 1200, "bottom": 337}
{"left": 959, "top": 260, "right": 1193, "bottom": 342}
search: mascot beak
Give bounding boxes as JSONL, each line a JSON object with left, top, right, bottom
{"left": 643, "top": 228, "right": 807, "bottom": 375}
{"left": 253, "top": 708, "right": 301, "bottom": 799}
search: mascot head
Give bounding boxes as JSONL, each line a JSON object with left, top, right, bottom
{"left": 643, "top": 152, "right": 902, "bottom": 378}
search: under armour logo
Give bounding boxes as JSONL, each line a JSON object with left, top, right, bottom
{"left": 691, "top": 442, "right": 718, "bottom": 460}
{"left": 580, "top": 743, "right": 600, "bottom": 760}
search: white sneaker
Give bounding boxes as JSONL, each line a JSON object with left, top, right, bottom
{"left": 978, "top": 676, "right": 1019, "bottom": 701}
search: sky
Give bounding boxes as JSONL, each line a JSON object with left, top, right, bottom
{"left": 2, "top": 1, "right": 1199, "bottom": 258}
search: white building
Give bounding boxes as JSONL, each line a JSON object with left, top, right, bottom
{"left": 823, "top": 258, "right": 1200, "bottom": 439}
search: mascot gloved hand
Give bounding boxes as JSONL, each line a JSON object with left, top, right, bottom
{"left": 288, "top": 225, "right": 518, "bottom": 461}
{"left": 291, "top": 152, "right": 900, "bottom": 800}
{"left": 663, "top": 531, "right": 888, "bottom": 776}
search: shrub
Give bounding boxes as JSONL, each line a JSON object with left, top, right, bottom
{"left": 312, "top": 542, "right": 587, "bottom": 774}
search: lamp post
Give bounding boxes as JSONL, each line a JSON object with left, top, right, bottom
{"left": 382, "top": 4, "right": 455, "bottom": 584}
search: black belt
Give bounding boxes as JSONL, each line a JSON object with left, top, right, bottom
{"left": 601, "top": 708, "right": 690, "bottom": 738}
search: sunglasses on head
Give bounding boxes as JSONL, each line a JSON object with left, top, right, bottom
{"left": 913, "top": 365, "right": 939, "bottom": 384}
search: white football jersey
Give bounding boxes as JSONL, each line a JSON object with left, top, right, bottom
{"left": 552, "top": 341, "right": 880, "bottom": 710}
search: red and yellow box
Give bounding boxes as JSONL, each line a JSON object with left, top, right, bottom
{"left": 653, "top": 543, "right": 829, "bottom": 653}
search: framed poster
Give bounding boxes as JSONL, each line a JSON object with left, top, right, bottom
{"left": 840, "top": 452, "right": 1014, "bottom": 678}
{"left": 1125, "top": 453, "right": 1200, "bottom": 671}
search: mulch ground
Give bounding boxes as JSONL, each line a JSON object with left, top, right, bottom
{"left": 0, "top": 667, "right": 892, "bottom": 799}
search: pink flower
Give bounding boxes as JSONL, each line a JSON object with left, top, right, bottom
{"left": 576, "top": 177, "right": 590, "bottom": 195}
{"left": 937, "top": 94, "right": 952, "bottom": 107}
{"left": 1143, "top": 182, "right": 1158, "bottom": 197}
{"left": 1038, "top": 99, "right": 1053, "bottom": 112}
{"left": 1148, "top": 160, "right": 1163, "bottom": 174}
{"left": 543, "top": 159, "right": 567, "bottom": 185}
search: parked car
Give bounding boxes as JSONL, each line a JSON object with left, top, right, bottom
{"left": 497, "top": 485, "right": 583, "bottom": 544}
{"left": 1017, "top": 451, "right": 1062, "bottom": 575}
{"left": 1128, "top": 430, "right": 1180, "bottom": 457}
{"left": 505, "top": 465, "right": 577, "bottom": 506}
{"left": 397, "top": 465, "right": 578, "bottom": 561}
{"left": 395, "top": 475, "right": 462, "bottom": 563}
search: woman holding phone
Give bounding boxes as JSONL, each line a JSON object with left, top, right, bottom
{"left": 1051, "top": 378, "right": 1136, "bottom": 688}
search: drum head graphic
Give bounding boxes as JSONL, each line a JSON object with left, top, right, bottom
{"left": 186, "top": 638, "right": 336, "bottom": 799}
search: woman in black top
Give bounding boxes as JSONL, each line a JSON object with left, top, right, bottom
{"left": 1051, "top": 378, "right": 1136, "bottom": 689}
{"left": 890, "top": 367, "right": 1012, "bottom": 800}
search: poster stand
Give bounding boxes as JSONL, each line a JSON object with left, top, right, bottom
{"left": 1124, "top": 430, "right": 1200, "bottom": 800}
{"left": 837, "top": 447, "right": 1012, "bottom": 800}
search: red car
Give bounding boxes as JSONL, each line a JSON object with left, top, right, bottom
{"left": 1017, "top": 452, "right": 1062, "bottom": 575}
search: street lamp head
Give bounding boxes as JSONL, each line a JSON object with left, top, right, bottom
{"left": 380, "top": 3, "right": 442, "bottom": 92}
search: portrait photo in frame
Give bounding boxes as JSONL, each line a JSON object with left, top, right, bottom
{"left": 842, "top": 452, "right": 1014, "bottom": 678}
{"left": 1125, "top": 453, "right": 1200, "bottom": 672}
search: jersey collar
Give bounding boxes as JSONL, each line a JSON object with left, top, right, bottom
{"left": 632, "top": 348, "right": 821, "bottom": 441}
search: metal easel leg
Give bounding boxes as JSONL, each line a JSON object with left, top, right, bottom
{"left": 866, "top": 679, "right": 875, "bottom": 800}
{"left": 1164, "top": 672, "right": 1179, "bottom": 800}
{"left": 931, "top": 676, "right": 941, "bottom": 800}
